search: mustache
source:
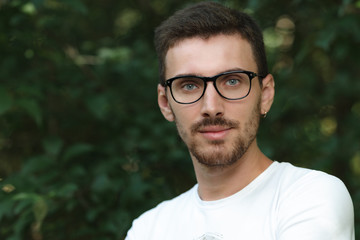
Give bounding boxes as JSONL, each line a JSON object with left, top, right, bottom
{"left": 191, "top": 117, "right": 239, "bottom": 134}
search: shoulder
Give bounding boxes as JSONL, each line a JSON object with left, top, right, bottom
{"left": 274, "top": 162, "right": 354, "bottom": 239}
{"left": 125, "top": 185, "right": 197, "bottom": 239}
{"left": 275, "top": 162, "right": 352, "bottom": 205}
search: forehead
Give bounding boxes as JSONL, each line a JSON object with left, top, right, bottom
{"left": 165, "top": 34, "right": 257, "bottom": 78}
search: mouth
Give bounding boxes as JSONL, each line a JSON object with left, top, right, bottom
{"left": 198, "top": 126, "right": 233, "bottom": 141}
{"left": 190, "top": 117, "right": 239, "bottom": 142}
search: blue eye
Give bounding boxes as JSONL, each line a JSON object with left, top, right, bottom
{"left": 183, "top": 84, "right": 198, "bottom": 91}
{"left": 226, "top": 79, "right": 240, "bottom": 86}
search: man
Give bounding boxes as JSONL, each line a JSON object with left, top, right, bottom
{"left": 126, "top": 2, "right": 354, "bottom": 239}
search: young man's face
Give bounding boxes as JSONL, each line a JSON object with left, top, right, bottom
{"left": 158, "top": 34, "right": 274, "bottom": 168}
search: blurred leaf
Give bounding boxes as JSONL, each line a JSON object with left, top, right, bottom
{"left": 42, "top": 136, "right": 63, "bottom": 157}
{"left": 0, "top": 198, "right": 13, "bottom": 222}
{"left": 0, "top": 87, "right": 13, "bottom": 115}
{"left": 92, "top": 174, "right": 112, "bottom": 193}
{"left": 31, "top": 0, "right": 45, "bottom": 8}
{"left": 56, "top": 183, "right": 78, "bottom": 198}
{"left": 16, "top": 99, "right": 42, "bottom": 126}
{"left": 32, "top": 196, "right": 48, "bottom": 228}
{"left": 85, "top": 94, "right": 109, "bottom": 120}
{"left": 63, "top": 0, "right": 88, "bottom": 14}
{"left": 62, "top": 143, "right": 93, "bottom": 162}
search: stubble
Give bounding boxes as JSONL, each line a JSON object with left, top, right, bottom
{"left": 174, "top": 99, "right": 261, "bottom": 168}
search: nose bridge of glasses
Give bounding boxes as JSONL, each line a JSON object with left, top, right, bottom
{"left": 202, "top": 75, "right": 220, "bottom": 90}
{"left": 205, "top": 74, "right": 229, "bottom": 96}
{"left": 201, "top": 76, "right": 223, "bottom": 100}
{"left": 203, "top": 75, "right": 219, "bottom": 84}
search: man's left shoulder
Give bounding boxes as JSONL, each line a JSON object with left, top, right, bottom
{"left": 281, "top": 163, "right": 350, "bottom": 198}
{"left": 275, "top": 163, "right": 355, "bottom": 239}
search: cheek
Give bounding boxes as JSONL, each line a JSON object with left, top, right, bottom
{"left": 228, "top": 98, "right": 261, "bottom": 124}
{"left": 172, "top": 104, "right": 199, "bottom": 124}
{"left": 174, "top": 115, "right": 191, "bottom": 144}
{"left": 171, "top": 105, "right": 199, "bottom": 137}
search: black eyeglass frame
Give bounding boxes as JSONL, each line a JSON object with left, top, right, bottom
{"left": 165, "top": 70, "right": 264, "bottom": 104}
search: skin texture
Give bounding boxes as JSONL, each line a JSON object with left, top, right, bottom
{"left": 158, "top": 34, "right": 275, "bottom": 201}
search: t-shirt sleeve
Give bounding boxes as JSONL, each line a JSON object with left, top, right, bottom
{"left": 277, "top": 172, "right": 354, "bottom": 240}
{"left": 125, "top": 219, "right": 140, "bottom": 240}
{"left": 125, "top": 209, "right": 155, "bottom": 240}
{"left": 125, "top": 199, "right": 173, "bottom": 240}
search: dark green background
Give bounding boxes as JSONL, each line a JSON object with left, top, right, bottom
{"left": 0, "top": 0, "right": 359, "bottom": 239}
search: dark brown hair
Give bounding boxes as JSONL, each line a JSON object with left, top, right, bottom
{"left": 154, "top": 1, "right": 268, "bottom": 86}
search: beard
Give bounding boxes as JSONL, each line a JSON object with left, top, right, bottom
{"left": 174, "top": 99, "right": 261, "bottom": 168}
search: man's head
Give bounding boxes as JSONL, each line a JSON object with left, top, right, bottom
{"left": 154, "top": 1, "right": 268, "bottom": 86}
{"left": 155, "top": 2, "right": 275, "bottom": 168}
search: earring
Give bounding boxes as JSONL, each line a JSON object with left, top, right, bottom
{"left": 262, "top": 111, "right": 267, "bottom": 118}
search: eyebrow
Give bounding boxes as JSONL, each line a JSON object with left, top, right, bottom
{"left": 171, "top": 67, "right": 247, "bottom": 78}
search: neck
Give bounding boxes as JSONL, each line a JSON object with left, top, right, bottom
{"left": 192, "top": 140, "right": 272, "bottom": 201}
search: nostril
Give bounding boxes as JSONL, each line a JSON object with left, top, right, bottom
{"left": 202, "top": 112, "right": 210, "bottom": 118}
{"left": 201, "top": 108, "right": 224, "bottom": 119}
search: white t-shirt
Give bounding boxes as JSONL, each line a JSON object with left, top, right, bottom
{"left": 126, "top": 162, "right": 354, "bottom": 240}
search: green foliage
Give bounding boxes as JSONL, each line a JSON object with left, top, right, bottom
{"left": 0, "top": 0, "right": 359, "bottom": 239}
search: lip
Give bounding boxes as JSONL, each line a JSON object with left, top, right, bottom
{"left": 198, "top": 126, "right": 232, "bottom": 141}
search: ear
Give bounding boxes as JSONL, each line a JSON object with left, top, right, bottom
{"left": 158, "top": 84, "right": 175, "bottom": 122}
{"left": 260, "top": 74, "right": 275, "bottom": 115}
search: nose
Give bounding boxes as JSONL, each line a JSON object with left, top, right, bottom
{"left": 200, "top": 82, "right": 224, "bottom": 118}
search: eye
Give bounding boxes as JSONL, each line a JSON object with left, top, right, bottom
{"left": 182, "top": 83, "right": 198, "bottom": 91}
{"left": 226, "top": 78, "right": 240, "bottom": 86}
{"left": 219, "top": 73, "right": 248, "bottom": 88}
{"left": 175, "top": 77, "right": 202, "bottom": 92}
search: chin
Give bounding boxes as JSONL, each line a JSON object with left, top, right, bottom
{"left": 193, "top": 148, "right": 244, "bottom": 168}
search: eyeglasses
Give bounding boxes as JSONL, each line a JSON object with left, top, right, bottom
{"left": 165, "top": 70, "right": 263, "bottom": 104}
